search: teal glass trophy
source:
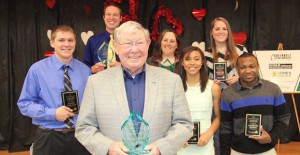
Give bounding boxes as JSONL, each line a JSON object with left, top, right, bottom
{"left": 97, "top": 42, "right": 114, "bottom": 65}
{"left": 121, "top": 112, "right": 150, "bottom": 155}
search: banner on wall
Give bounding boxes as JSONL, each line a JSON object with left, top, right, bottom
{"left": 253, "top": 50, "right": 300, "bottom": 93}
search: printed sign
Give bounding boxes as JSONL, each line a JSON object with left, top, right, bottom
{"left": 253, "top": 50, "right": 300, "bottom": 93}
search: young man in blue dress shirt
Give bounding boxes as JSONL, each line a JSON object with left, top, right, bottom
{"left": 17, "top": 25, "right": 91, "bottom": 155}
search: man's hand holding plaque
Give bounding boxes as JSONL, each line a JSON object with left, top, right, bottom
{"left": 61, "top": 90, "right": 79, "bottom": 128}
{"left": 248, "top": 126, "right": 272, "bottom": 144}
{"left": 61, "top": 90, "right": 79, "bottom": 114}
{"left": 121, "top": 112, "right": 150, "bottom": 155}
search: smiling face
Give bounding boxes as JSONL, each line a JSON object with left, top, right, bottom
{"left": 182, "top": 50, "right": 202, "bottom": 76}
{"left": 103, "top": 5, "right": 122, "bottom": 33}
{"left": 161, "top": 32, "right": 178, "bottom": 57}
{"left": 50, "top": 30, "right": 75, "bottom": 64}
{"left": 236, "top": 56, "right": 260, "bottom": 88}
{"left": 114, "top": 29, "right": 150, "bottom": 76}
{"left": 211, "top": 20, "right": 229, "bottom": 44}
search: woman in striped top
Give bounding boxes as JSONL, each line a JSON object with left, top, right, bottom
{"left": 205, "top": 17, "right": 248, "bottom": 90}
{"left": 204, "top": 17, "right": 248, "bottom": 155}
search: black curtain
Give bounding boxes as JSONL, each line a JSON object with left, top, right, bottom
{"left": 0, "top": 0, "right": 10, "bottom": 150}
{"left": 1, "top": 0, "right": 300, "bottom": 152}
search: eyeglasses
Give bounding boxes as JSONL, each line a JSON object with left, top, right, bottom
{"left": 118, "top": 41, "right": 147, "bottom": 49}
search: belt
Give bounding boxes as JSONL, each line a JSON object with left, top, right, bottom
{"left": 39, "top": 126, "right": 75, "bottom": 133}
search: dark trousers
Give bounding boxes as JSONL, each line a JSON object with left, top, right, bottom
{"left": 212, "top": 113, "right": 220, "bottom": 155}
{"left": 33, "top": 128, "right": 91, "bottom": 155}
{"left": 214, "top": 129, "right": 220, "bottom": 155}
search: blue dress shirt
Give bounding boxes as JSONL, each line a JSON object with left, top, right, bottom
{"left": 84, "top": 30, "right": 120, "bottom": 68}
{"left": 123, "top": 66, "right": 146, "bottom": 118}
{"left": 17, "top": 55, "right": 91, "bottom": 129}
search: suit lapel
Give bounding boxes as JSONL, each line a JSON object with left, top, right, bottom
{"left": 111, "top": 66, "right": 131, "bottom": 119}
{"left": 143, "top": 65, "right": 158, "bottom": 123}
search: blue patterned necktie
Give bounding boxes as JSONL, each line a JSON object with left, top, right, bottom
{"left": 64, "top": 65, "right": 72, "bottom": 91}
{"left": 63, "top": 65, "right": 74, "bottom": 128}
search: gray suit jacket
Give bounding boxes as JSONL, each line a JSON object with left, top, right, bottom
{"left": 75, "top": 64, "right": 193, "bottom": 155}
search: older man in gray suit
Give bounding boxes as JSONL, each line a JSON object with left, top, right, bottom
{"left": 75, "top": 21, "right": 193, "bottom": 155}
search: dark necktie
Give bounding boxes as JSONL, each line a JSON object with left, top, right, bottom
{"left": 63, "top": 65, "right": 74, "bottom": 128}
{"left": 64, "top": 66, "right": 72, "bottom": 91}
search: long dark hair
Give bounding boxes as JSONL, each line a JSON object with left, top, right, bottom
{"left": 181, "top": 46, "right": 209, "bottom": 92}
{"left": 150, "top": 29, "right": 181, "bottom": 62}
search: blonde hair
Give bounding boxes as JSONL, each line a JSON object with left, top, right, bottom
{"left": 51, "top": 25, "right": 76, "bottom": 41}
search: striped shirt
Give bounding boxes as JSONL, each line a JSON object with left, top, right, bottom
{"left": 204, "top": 45, "right": 248, "bottom": 89}
{"left": 220, "top": 79, "right": 290, "bottom": 154}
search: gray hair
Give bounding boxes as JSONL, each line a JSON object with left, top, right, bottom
{"left": 113, "top": 21, "right": 150, "bottom": 43}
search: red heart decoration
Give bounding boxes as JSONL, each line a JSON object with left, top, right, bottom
{"left": 192, "top": 9, "right": 206, "bottom": 21}
{"left": 232, "top": 32, "right": 247, "bottom": 45}
{"left": 83, "top": 5, "right": 90, "bottom": 15}
{"left": 44, "top": 51, "right": 54, "bottom": 57}
{"left": 45, "top": 0, "right": 56, "bottom": 9}
{"left": 151, "top": 6, "right": 184, "bottom": 41}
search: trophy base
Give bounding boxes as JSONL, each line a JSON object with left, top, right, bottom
{"left": 127, "top": 150, "right": 150, "bottom": 155}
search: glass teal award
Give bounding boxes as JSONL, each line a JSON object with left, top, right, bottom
{"left": 97, "top": 42, "right": 114, "bottom": 65}
{"left": 121, "top": 112, "right": 150, "bottom": 155}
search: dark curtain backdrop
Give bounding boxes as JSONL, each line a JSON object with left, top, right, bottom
{"left": 1, "top": 0, "right": 300, "bottom": 152}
